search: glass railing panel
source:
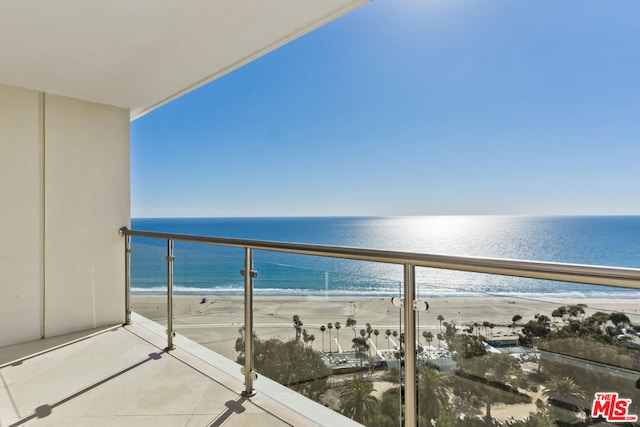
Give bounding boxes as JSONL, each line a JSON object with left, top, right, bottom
{"left": 167, "top": 242, "right": 245, "bottom": 360}
{"left": 413, "top": 267, "right": 640, "bottom": 427}
{"left": 125, "top": 228, "right": 640, "bottom": 427}
{"left": 249, "top": 252, "right": 404, "bottom": 427}
{"left": 130, "top": 238, "right": 168, "bottom": 327}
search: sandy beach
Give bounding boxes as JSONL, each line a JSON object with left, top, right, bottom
{"left": 131, "top": 294, "right": 639, "bottom": 360}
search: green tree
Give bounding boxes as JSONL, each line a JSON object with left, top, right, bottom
{"left": 346, "top": 317, "right": 357, "bottom": 337}
{"left": 509, "top": 411, "right": 555, "bottom": 427}
{"left": 417, "top": 366, "right": 449, "bottom": 427}
{"left": 551, "top": 306, "right": 567, "bottom": 321}
{"left": 335, "top": 321, "right": 342, "bottom": 346}
{"left": 423, "top": 331, "right": 434, "bottom": 357}
{"left": 340, "top": 374, "right": 379, "bottom": 425}
{"left": 352, "top": 336, "right": 370, "bottom": 365}
{"left": 520, "top": 317, "right": 551, "bottom": 346}
{"left": 609, "top": 312, "right": 630, "bottom": 327}
{"left": 377, "top": 387, "right": 403, "bottom": 427}
{"left": 235, "top": 334, "right": 331, "bottom": 401}
{"left": 327, "top": 323, "right": 333, "bottom": 353}
{"left": 449, "top": 334, "right": 486, "bottom": 362}
{"left": 293, "top": 314, "right": 303, "bottom": 341}
{"left": 452, "top": 353, "right": 529, "bottom": 419}
{"left": 542, "top": 376, "right": 586, "bottom": 424}
{"left": 437, "top": 314, "right": 445, "bottom": 334}
{"left": 567, "top": 305, "right": 584, "bottom": 320}
{"left": 442, "top": 321, "right": 457, "bottom": 343}
{"left": 373, "top": 329, "right": 380, "bottom": 348}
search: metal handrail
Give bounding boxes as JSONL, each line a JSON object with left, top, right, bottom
{"left": 119, "top": 226, "right": 640, "bottom": 427}
{"left": 119, "top": 227, "right": 640, "bottom": 289}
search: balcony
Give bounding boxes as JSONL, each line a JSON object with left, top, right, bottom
{"left": 0, "top": 310, "right": 359, "bottom": 426}
{"left": 2, "top": 227, "right": 639, "bottom": 427}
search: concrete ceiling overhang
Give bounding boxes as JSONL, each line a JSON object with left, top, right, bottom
{"left": 0, "top": 0, "right": 368, "bottom": 120}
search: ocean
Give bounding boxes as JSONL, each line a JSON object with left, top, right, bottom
{"left": 130, "top": 216, "right": 640, "bottom": 299}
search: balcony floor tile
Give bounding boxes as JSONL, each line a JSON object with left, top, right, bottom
{"left": 0, "top": 326, "right": 291, "bottom": 427}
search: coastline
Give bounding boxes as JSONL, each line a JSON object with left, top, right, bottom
{"left": 131, "top": 295, "right": 639, "bottom": 360}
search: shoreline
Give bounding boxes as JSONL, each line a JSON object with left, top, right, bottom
{"left": 131, "top": 287, "right": 640, "bottom": 305}
{"left": 131, "top": 295, "right": 639, "bottom": 360}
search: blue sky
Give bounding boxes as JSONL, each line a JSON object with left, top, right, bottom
{"left": 131, "top": 0, "right": 640, "bottom": 218}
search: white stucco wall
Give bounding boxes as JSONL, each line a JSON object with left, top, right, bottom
{"left": 0, "top": 84, "right": 44, "bottom": 347}
{"left": 44, "top": 94, "right": 130, "bottom": 337}
{"left": 0, "top": 84, "right": 129, "bottom": 346}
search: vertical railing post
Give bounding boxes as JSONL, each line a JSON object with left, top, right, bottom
{"left": 124, "top": 233, "right": 132, "bottom": 325}
{"left": 241, "top": 247, "right": 256, "bottom": 397}
{"left": 403, "top": 263, "right": 417, "bottom": 427}
{"left": 166, "top": 239, "right": 175, "bottom": 350}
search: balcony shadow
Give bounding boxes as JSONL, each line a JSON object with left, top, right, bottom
{"left": 7, "top": 351, "right": 165, "bottom": 427}
{"left": 208, "top": 396, "right": 248, "bottom": 426}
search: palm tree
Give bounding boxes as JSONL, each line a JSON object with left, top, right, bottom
{"left": 418, "top": 366, "right": 449, "bottom": 427}
{"left": 339, "top": 374, "right": 379, "bottom": 425}
{"left": 335, "top": 321, "right": 342, "bottom": 348}
{"left": 320, "top": 325, "right": 326, "bottom": 352}
{"left": 437, "top": 315, "right": 444, "bottom": 334}
{"left": 373, "top": 329, "right": 379, "bottom": 347}
{"left": 346, "top": 318, "right": 357, "bottom": 337}
{"left": 423, "top": 331, "right": 434, "bottom": 357}
{"left": 543, "top": 376, "right": 586, "bottom": 423}
{"left": 366, "top": 322, "right": 373, "bottom": 338}
{"left": 327, "top": 323, "right": 333, "bottom": 353}
{"left": 293, "top": 315, "right": 303, "bottom": 341}
{"left": 352, "top": 337, "right": 370, "bottom": 365}
{"left": 385, "top": 329, "right": 392, "bottom": 349}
